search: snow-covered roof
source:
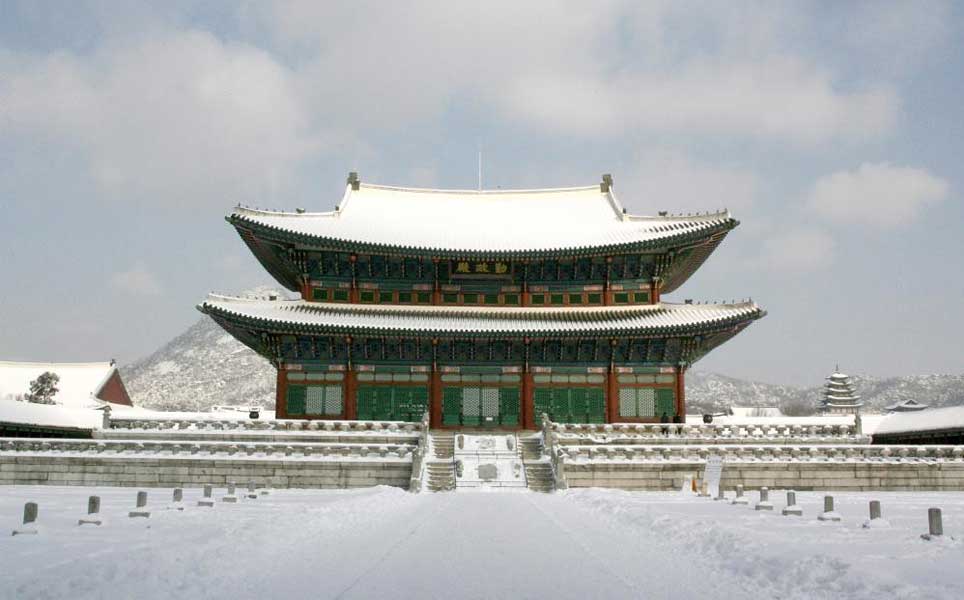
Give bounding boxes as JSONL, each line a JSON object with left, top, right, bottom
{"left": 884, "top": 399, "right": 928, "bottom": 411}
{"left": 198, "top": 294, "right": 764, "bottom": 336}
{"left": 0, "top": 399, "right": 101, "bottom": 429}
{"left": 874, "top": 405, "right": 964, "bottom": 435}
{"left": 230, "top": 182, "right": 735, "bottom": 255}
{"left": 0, "top": 361, "right": 116, "bottom": 408}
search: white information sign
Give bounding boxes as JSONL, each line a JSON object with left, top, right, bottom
{"left": 704, "top": 455, "right": 724, "bottom": 497}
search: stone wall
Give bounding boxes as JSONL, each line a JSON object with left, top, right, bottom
{"left": 563, "top": 461, "right": 964, "bottom": 491}
{"left": 0, "top": 455, "right": 412, "bottom": 489}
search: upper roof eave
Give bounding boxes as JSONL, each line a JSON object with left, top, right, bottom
{"left": 226, "top": 180, "right": 737, "bottom": 257}
{"left": 196, "top": 293, "right": 766, "bottom": 338}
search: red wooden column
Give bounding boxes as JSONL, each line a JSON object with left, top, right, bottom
{"left": 349, "top": 255, "right": 359, "bottom": 303}
{"left": 675, "top": 366, "right": 686, "bottom": 418}
{"left": 606, "top": 339, "right": 618, "bottom": 423}
{"left": 606, "top": 368, "right": 619, "bottom": 423}
{"left": 522, "top": 371, "right": 535, "bottom": 430}
{"left": 344, "top": 367, "right": 357, "bottom": 420}
{"left": 275, "top": 367, "right": 289, "bottom": 419}
{"left": 432, "top": 259, "right": 442, "bottom": 305}
{"left": 651, "top": 279, "right": 660, "bottom": 304}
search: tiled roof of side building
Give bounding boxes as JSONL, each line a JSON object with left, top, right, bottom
{"left": 197, "top": 294, "right": 765, "bottom": 337}
{"left": 229, "top": 182, "right": 736, "bottom": 256}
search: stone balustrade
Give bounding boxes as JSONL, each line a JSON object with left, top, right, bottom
{"left": 0, "top": 437, "right": 415, "bottom": 461}
{"left": 549, "top": 422, "right": 867, "bottom": 445}
{"left": 109, "top": 418, "right": 424, "bottom": 434}
{"left": 555, "top": 444, "right": 964, "bottom": 464}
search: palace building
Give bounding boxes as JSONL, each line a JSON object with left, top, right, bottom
{"left": 199, "top": 173, "right": 764, "bottom": 429}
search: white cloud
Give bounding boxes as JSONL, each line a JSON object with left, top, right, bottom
{"left": 262, "top": 1, "right": 898, "bottom": 144}
{"left": 755, "top": 228, "right": 836, "bottom": 272}
{"left": 110, "top": 263, "right": 162, "bottom": 296}
{"left": 1, "top": 30, "right": 321, "bottom": 206}
{"left": 807, "top": 163, "right": 949, "bottom": 228}
{"left": 618, "top": 151, "right": 759, "bottom": 214}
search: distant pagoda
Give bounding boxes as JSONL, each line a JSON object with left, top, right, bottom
{"left": 820, "top": 367, "right": 862, "bottom": 415}
{"left": 199, "top": 172, "right": 765, "bottom": 429}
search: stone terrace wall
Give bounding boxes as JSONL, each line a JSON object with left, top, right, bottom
{"left": 558, "top": 445, "right": 964, "bottom": 492}
{"left": 0, "top": 438, "right": 414, "bottom": 489}
{"left": 0, "top": 456, "right": 411, "bottom": 488}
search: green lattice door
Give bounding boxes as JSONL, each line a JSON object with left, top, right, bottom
{"left": 441, "top": 386, "right": 520, "bottom": 427}
{"left": 356, "top": 385, "right": 428, "bottom": 422}
{"left": 533, "top": 387, "right": 606, "bottom": 423}
{"left": 286, "top": 384, "right": 344, "bottom": 417}
{"left": 618, "top": 387, "right": 676, "bottom": 418}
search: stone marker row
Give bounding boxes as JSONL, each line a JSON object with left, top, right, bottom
{"left": 11, "top": 483, "right": 271, "bottom": 536}
{"left": 705, "top": 485, "right": 949, "bottom": 540}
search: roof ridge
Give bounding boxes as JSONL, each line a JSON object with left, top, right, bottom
{"left": 358, "top": 182, "right": 601, "bottom": 195}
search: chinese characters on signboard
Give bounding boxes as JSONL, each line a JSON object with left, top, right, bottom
{"left": 451, "top": 260, "right": 510, "bottom": 277}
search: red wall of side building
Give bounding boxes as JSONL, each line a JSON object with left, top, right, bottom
{"left": 96, "top": 370, "right": 134, "bottom": 406}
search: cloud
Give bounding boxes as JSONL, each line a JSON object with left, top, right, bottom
{"left": 1, "top": 30, "right": 321, "bottom": 206}
{"left": 262, "top": 1, "right": 898, "bottom": 144}
{"left": 754, "top": 227, "right": 836, "bottom": 272}
{"left": 807, "top": 163, "right": 949, "bottom": 228}
{"left": 110, "top": 263, "right": 162, "bottom": 296}
{"left": 618, "top": 151, "right": 759, "bottom": 214}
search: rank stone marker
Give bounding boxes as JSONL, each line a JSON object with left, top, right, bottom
{"left": 78, "top": 496, "right": 103, "bottom": 526}
{"left": 731, "top": 484, "right": 748, "bottom": 505}
{"left": 129, "top": 491, "right": 151, "bottom": 518}
{"left": 247, "top": 482, "right": 258, "bottom": 500}
{"left": 862, "top": 500, "right": 889, "bottom": 529}
{"left": 12, "top": 502, "right": 39, "bottom": 536}
{"left": 198, "top": 484, "right": 215, "bottom": 507}
{"left": 171, "top": 488, "right": 185, "bottom": 511}
{"left": 921, "top": 508, "right": 944, "bottom": 540}
{"left": 818, "top": 495, "right": 842, "bottom": 522}
{"left": 222, "top": 482, "right": 238, "bottom": 503}
{"left": 782, "top": 490, "right": 803, "bottom": 516}
{"left": 755, "top": 487, "right": 773, "bottom": 511}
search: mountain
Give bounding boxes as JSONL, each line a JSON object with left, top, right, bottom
{"left": 121, "top": 289, "right": 280, "bottom": 411}
{"left": 122, "top": 291, "right": 964, "bottom": 414}
{"left": 685, "top": 371, "right": 964, "bottom": 415}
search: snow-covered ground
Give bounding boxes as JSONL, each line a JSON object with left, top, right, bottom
{"left": 1, "top": 486, "right": 962, "bottom": 599}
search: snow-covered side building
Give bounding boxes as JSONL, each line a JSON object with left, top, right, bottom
{"left": 884, "top": 399, "right": 928, "bottom": 413}
{"left": 199, "top": 173, "right": 765, "bottom": 429}
{"left": 820, "top": 370, "right": 862, "bottom": 415}
{"left": 0, "top": 361, "right": 133, "bottom": 408}
{"left": 873, "top": 405, "right": 964, "bottom": 445}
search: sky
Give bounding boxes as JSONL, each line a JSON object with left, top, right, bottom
{"left": 1, "top": 0, "right": 962, "bottom": 386}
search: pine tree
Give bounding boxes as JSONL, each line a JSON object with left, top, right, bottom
{"left": 26, "top": 372, "right": 59, "bottom": 405}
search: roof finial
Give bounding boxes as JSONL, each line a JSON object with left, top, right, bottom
{"left": 347, "top": 172, "right": 360, "bottom": 191}
{"left": 600, "top": 173, "right": 613, "bottom": 193}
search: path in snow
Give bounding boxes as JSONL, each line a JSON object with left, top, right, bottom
{"left": 1, "top": 486, "right": 962, "bottom": 599}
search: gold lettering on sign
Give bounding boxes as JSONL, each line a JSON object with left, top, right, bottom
{"left": 451, "top": 260, "right": 512, "bottom": 277}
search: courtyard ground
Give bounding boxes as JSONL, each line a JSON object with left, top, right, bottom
{"left": 0, "top": 485, "right": 962, "bottom": 599}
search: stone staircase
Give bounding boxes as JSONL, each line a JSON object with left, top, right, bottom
{"left": 425, "top": 431, "right": 456, "bottom": 492}
{"left": 433, "top": 431, "right": 455, "bottom": 459}
{"left": 523, "top": 463, "right": 554, "bottom": 493}
{"left": 425, "top": 461, "right": 456, "bottom": 492}
{"left": 519, "top": 433, "right": 555, "bottom": 493}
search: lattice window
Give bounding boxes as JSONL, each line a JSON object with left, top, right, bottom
{"left": 619, "top": 388, "right": 636, "bottom": 417}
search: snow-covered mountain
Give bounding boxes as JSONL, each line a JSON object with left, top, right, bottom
{"left": 123, "top": 290, "right": 964, "bottom": 413}
{"left": 685, "top": 371, "right": 964, "bottom": 415}
{"left": 121, "top": 289, "right": 281, "bottom": 411}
